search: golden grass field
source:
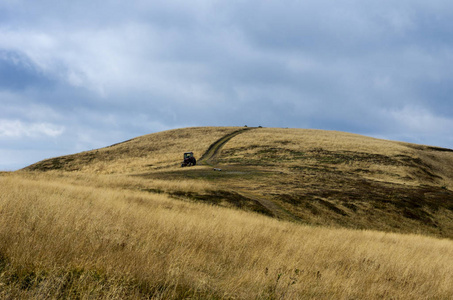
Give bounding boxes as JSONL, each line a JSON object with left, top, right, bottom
{"left": 2, "top": 126, "right": 453, "bottom": 299}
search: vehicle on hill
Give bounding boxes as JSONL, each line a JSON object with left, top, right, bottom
{"left": 181, "top": 152, "right": 196, "bottom": 167}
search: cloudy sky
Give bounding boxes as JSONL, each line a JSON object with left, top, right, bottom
{"left": 1, "top": 1, "right": 453, "bottom": 170}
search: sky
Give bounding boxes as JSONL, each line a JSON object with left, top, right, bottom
{"left": 1, "top": 1, "right": 453, "bottom": 170}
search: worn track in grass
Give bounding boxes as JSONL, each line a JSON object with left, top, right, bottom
{"left": 199, "top": 127, "right": 256, "bottom": 165}
{"left": 195, "top": 127, "right": 300, "bottom": 221}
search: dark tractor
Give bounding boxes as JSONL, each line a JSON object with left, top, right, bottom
{"left": 181, "top": 152, "right": 197, "bottom": 167}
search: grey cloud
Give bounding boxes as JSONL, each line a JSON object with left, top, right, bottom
{"left": 0, "top": 51, "right": 54, "bottom": 90}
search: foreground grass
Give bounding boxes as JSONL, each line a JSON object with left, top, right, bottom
{"left": 1, "top": 172, "right": 453, "bottom": 299}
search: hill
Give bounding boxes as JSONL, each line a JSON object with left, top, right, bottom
{"left": 1, "top": 126, "right": 453, "bottom": 299}
{"left": 25, "top": 126, "right": 453, "bottom": 238}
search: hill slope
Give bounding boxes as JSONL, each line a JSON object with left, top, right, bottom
{"left": 3, "top": 126, "right": 453, "bottom": 298}
{"left": 2, "top": 172, "right": 453, "bottom": 299}
{"left": 24, "top": 127, "right": 453, "bottom": 238}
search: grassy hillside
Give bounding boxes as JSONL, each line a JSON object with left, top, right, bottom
{"left": 2, "top": 126, "right": 453, "bottom": 298}
{"left": 26, "top": 126, "right": 453, "bottom": 238}
{"left": 25, "top": 127, "right": 241, "bottom": 174}
{"left": 1, "top": 172, "right": 453, "bottom": 299}
{"left": 214, "top": 128, "right": 453, "bottom": 237}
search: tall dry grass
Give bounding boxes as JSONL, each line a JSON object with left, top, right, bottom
{"left": 17, "top": 170, "right": 213, "bottom": 195}
{"left": 1, "top": 172, "right": 453, "bottom": 299}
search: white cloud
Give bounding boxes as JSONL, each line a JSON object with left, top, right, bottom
{"left": 394, "top": 106, "right": 451, "bottom": 131}
{"left": 0, "top": 119, "right": 64, "bottom": 138}
{"left": 1, "top": 23, "right": 209, "bottom": 98}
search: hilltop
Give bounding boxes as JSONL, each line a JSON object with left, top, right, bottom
{"left": 24, "top": 126, "right": 453, "bottom": 238}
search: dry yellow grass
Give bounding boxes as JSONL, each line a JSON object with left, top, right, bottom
{"left": 1, "top": 172, "right": 453, "bottom": 299}
{"left": 26, "top": 126, "right": 242, "bottom": 174}
{"left": 222, "top": 128, "right": 453, "bottom": 188}
{"left": 5, "top": 126, "right": 453, "bottom": 298}
{"left": 20, "top": 127, "right": 453, "bottom": 237}
{"left": 18, "top": 170, "right": 214, "bottom": 195}
{"left": 26, "top": 126, "right": 453, "bottom": 189}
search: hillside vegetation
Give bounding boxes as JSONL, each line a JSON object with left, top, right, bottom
{"left": 26, "top": 126, "right": 453, "bottom": 238}
{"left": 1, "top": 126, "right": 453, "bottom": 299}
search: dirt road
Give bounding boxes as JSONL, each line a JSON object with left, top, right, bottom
{"left": 197, "top": 127, "right": 300, "bottom": 222}
{"left": 199, "top": 127, "right": 255, "bottom": 165}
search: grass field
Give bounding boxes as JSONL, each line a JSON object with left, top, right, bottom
{"left": 2, "top": 126, "right": 453, "bottom": 299}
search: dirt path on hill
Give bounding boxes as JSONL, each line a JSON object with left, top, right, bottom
{"left": 199, "top": 127, "right": 255, "bottom": 165}
{"left": 197, "top": 127, "right": 299, "bottom": 222}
